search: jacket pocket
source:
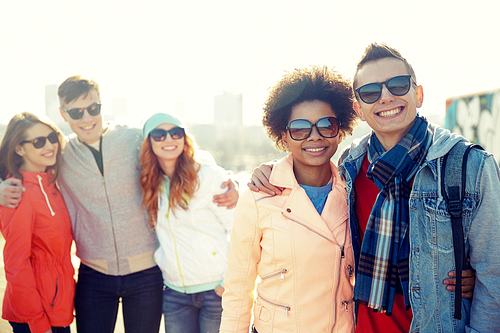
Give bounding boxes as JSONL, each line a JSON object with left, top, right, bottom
{"left": 50, "top": 278, "right": 59, "bottom": 308}
{"left": 260, "top": 268, "right": 288, "bottom": 281}
{"left": 34, "top": 263, "right": 59, "bottom": 309}
{"left": 258, "top": 293, "right": 291, "bottom": 317}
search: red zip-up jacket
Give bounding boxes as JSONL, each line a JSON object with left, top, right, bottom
{"left": 0, "top": 171, "right": 75, "bottom": 333}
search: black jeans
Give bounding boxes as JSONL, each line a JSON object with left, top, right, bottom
{"left": 74, "top": 264, "right": 163, "bottom": 333}
{"left": 9, "top": 322, "right": 70, "bottom": 333}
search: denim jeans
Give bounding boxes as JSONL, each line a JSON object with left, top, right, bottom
{"left": 74, "top": 264, "right": 163, "bottom": 333}
{"left": 162, "top": 287, "right": 223, "bottom": 333}
{"left": 9, "top": 322, "right": 70, "bottom": 333}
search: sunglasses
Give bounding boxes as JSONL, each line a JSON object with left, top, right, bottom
{"left": 355, "top": 75, "right": 416, "bottom": 104}
{"left": 286, "top": 116, "right": 340, "bottom": 141}
{"left": 149, "top": 127, "right": 185, "bottom": 141}
{"left": 61, "top": 103, "right": 102, "bottom": 120}
{"left": 20, "top": 132, "right": 59, "bottom": 149}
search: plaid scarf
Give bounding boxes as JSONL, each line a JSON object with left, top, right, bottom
{"left": 353, "top": 116, "right": 432, "bottom": 314}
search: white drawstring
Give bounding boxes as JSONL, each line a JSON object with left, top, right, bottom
{"left": 37, "top": 174, "right": 55, "bottom": 216}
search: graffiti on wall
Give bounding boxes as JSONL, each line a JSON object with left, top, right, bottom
{"left": 444, "top": 89, "right": 500, "bottom": 161}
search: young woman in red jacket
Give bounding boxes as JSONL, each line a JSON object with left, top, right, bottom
{"left": 0, "top": 112, "right": 75, "bottom": 333}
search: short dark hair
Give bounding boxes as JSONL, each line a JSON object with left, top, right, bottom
{"left": 58, "top": 75, "right": 100, "bottom": 108}
{"left": 262, "top": 65, "right": 358, "bottom": 151}
{"left": 353, "top": 43, "right": 417, "bottom": 90}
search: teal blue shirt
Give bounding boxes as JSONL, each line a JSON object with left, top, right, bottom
{"left": 300, "top": 179, "right": 333, "bottom": 215}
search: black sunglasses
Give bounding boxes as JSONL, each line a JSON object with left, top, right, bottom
{"left": 286, "top": 116, "right": 340, "bottom": 141}
{"left": 20, "top": 132, "right": 59, "bottom": 149}
{"left": 355, "top": 75, "right": 416, "bottom": 104}
{"left": 61, "top": 103, "right": 102, "bottom": 120}
{"left": 149, "top": 127, "right": 185, "bottom": 141}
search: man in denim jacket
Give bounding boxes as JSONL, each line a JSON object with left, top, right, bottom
{"left": 337, "top": 43, "right": 500, "bottom": 333}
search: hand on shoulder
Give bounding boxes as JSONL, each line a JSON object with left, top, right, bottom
{"left": 247, "top": 161, "right": 283, "bottom": 196}
{"left": 0, "top": 177, "right": 25, "bottom": 209}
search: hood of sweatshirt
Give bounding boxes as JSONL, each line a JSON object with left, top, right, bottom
{"left": 20, "top": 170, "right": 56, "bottom": 216}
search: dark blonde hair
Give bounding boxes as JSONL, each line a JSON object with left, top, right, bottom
{"left": 58, "top": 75, "right": 100, "bottom": 108}
{"left": 262, "top": 65, "right": 358, "bottom": 151}
{"left": 353, "top": 43, "right": 417, "bottom": 90}
{"left": 0, "top": 112, "right": 65, "bottom": 183}
{"left": 139, "top": 131, "right": 200, "bottom": 228}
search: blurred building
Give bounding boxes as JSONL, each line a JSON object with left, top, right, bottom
{"left": 173, "top": 101, "right": 185, "bottom": 119}
{"left": 45, "top": 84, "right": 61, "bottom": 126}
{"left": 214, "top": 92, "right": 242, "bottom": 127}
{"left": 108, "top": 97, "right": 128, "bottom": 123}
{"left": 212, "top": 92, "right": 245, "bottom": 168}
{"left": 445, "top": 88, "right": 500, "bottom": 162}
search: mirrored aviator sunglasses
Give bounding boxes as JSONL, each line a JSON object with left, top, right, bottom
{"left": 149, "top": 127, "right": 185, "bottom": 141}
{"left": 21, "top": 132, "right": 59, "bottom": 149}
{"left": 61, "top": 103, "right": 102, "bottom": 120}
{"left": 286, "top": 116, "right": 340, "bottom": 141}
{"left": 355, "top": 75, "right": 413, "bottom": 104}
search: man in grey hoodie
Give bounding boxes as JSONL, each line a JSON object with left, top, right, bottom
{"left": 0, "top": 75, "right": 238, "bottom": 333}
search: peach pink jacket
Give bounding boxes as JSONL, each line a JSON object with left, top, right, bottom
{"left": 221, "top": 155, "right": 355, "bottom": 333}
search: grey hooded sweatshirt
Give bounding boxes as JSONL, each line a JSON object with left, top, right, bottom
{"left": 58, "top": 124, "right": 158, "bottom": 276}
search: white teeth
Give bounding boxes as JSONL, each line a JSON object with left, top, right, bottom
{"left": 82, "top": 125, "right": 94, "bottom": 130}
{"left": 305, "top": 147, "right": 325, "bottom": 152}
{"left": 162, "top": 146, "right": 177, "bottom": 151}
{"left": 378, "top": 108, "right": 401, "bottom": 117}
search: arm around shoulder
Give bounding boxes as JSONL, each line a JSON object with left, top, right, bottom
{"left": 0, "top": 177, "right": 25, "bottom": 208}
{"left": 203, "top": 165, "right": 236, "bottom": 232}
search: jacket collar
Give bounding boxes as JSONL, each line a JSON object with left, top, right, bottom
{"left": 269, "top": 154, "right": 343, "bottom": 189}
{"left": 268, "top": 155, "right": 348, "bottom": 243}
{"left": 20, "top": 169, "right": 52, "bottom": 185}
{"left": 341, "top": 122, "right": 467, "bottom": 165}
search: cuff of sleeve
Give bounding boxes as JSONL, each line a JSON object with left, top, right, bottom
{"left": 29, "top": 315, "right": 52, "bottom": 333}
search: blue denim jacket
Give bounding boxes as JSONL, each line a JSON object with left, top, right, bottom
{"left": 339, "top": 123, "right": 500, "bottom": 333}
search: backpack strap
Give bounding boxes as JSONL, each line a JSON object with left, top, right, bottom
{"left": 441, "top": 142, "right": 483, "bottom": 320}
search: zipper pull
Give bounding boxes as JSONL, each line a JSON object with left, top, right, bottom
{"left": 285, "top": 306, "right": 290, "bottom": 317}
{"left": 280, "top": 268, "right": 287, "bottom": 281}
{"left": 342, "top": 299, "right": 354, "bottom": 312}
{"left": 342, "top": 301, "right": 349, "bottom": 312}
{"left": 340, "top": 246, "right": 345, "bottom": 258}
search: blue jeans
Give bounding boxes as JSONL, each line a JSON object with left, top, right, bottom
{"left": 162, "top": 287, "right": 223, "bottom": 333}
{"left": 74, "top": 264, "right": 163, "bottom": 333}
{"left": 9, "top": 322, "right": 70, "bottom": 333}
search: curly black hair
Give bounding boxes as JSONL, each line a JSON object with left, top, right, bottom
{"left": 262, "top": 65, "right": 358, "bottom": 151}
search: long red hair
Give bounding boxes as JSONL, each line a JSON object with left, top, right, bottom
{"left": 139, "top": 132, "right": 200, "bottom": 228}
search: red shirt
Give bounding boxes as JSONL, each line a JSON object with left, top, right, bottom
{"left": 354, "top": 156, "right": 412, "bottom": 333}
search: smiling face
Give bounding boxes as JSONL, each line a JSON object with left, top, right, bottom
{"left": 353, "top": 57, "right": 424, "bottom": 150}
{"left": 282, "top": 100, "right": 343, "bottom": 185}
{"left": 59, "top": 88, "right": 103, "bottom": 145}
{"left": 16, "top": 123, "right": 59, "bottom": 173}
{"left": 150, "top": 123, "right": 185, "bottom": 164}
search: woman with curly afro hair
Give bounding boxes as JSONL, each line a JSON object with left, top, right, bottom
{"left": 220, "top": 66, "right": 358, "bottom": 333}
